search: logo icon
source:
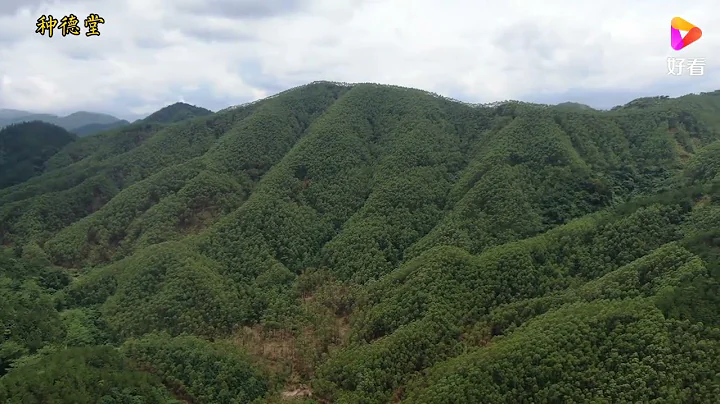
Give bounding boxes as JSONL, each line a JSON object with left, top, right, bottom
{"left": 671, "top": 17, "right": 702, "bottom": 50}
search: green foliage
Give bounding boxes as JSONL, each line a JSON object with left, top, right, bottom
{"left": 0, "top": 121, "right": 76, "bottom": 188}
{"left": 122, "top": 333, "right": 268, "bottom": 403}
{"left": 120, "top": 169, "right": 248, "bottom": 252}
{"left": 404, "top": 300, "right": 720, "bottom": 403}
{"left": 99, "top": 242, "right": 253, "bottom": 338}
{"left": 0, "top": 346, "right": 177, "bottom": 403}
{"left": 45, "top": 122, "right": 163, "bottom": 171}
{"left": 682, "top": 140, "right": 720, "bottom": 183}
{"left": 314, "top": 313, "right": 461, "bottom": 403}
{"left": 142, "top": 102, "right": 213, "bottom": 124}
{"left": 44, "top": 159, "right": 206, "bottom": 266}
{"left": 2, "top": 82, "right": 720, "bottom": 403}
{"left": 0, "top": 278, "right": 64, "bottom": 354}
{"left": 482, "top": 242, "right": 711, "bottom": 336}
{"left": 0, "top": 174, "right": 119, "bottom": 246}
{"left": 0, "top": 250, "right": 67, "bottom": 375}
{"left": 61, "top": 308, "right": 110, "bottom": 346}
{"left": 354, "top": 203, "right": 687, "bottom": 342}
{"left": 0, "top": 103, "right": 264, "bottom": 247}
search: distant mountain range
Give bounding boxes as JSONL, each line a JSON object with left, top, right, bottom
{"left": 0, "top": 102, "right": 214, "bottom": 137}
{"left": 0, "top": 102, "right": 214, "bottom": 189}
{"left": 0, "top": 109, "right": 129, "bottom": 137}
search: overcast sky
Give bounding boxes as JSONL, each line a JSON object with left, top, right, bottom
{"left": 0, "top": 0, "right": 719, "bottom": 120}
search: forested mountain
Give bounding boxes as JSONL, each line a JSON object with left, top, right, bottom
{"left": 1, "top": 81, "right": 719, "bottom": 403}
{"left": 0, "top": 109, "right": 124, "bottom": 135}
{"left": 0, "top": 121, "right": 77, "bottom": 189}
{"left": 141, "top": 102, "right": 213, "bottom": 124}
{"left": 72, "top": 120, "right": 131, "bottom": 137}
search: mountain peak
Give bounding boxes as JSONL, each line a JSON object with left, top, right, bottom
{"left": 142, "top": 102, "right": 213, "bottom": 124}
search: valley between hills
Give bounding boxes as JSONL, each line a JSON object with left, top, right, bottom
{"left": 1, "top": 81, "right": 719, "bottom": 403}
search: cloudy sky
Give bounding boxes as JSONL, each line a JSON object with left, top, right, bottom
{"left": 0, "top": 0, "right": 718, "bottom": 120}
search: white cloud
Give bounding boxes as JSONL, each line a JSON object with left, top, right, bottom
{"left": 0, "top": 0, "right": 718, "bottom": 117}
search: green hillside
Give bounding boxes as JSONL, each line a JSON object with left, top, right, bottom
{"left": 141, "top": 102, "right": 214, "bottom": 124}
{"left": 0, "top": 121, "right": 77, "bottom": 189}
{"left": 1, "top": 81, "right": 719, "bottom": 403}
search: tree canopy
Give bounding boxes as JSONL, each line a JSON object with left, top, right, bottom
{"left": 1, "top": 81, "right": 719, "bottom": 403}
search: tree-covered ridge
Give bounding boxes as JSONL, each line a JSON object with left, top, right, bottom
{"left": 1, "top": 81, "right": 719, "bottom": 403}
{"left": 72, "top": 119, "right": 130, "bottom": 137}
{"left": 142, "top": 102, "right": 214, "bottom": 124}
{"left": 121, "top": 333, "right": 268, "bottom": 403}
{"left": 0, "top": 121, "right": 77, "bottom": 189}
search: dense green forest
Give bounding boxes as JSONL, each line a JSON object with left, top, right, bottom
{"left": 140, "top": 102, "right": 213, "bottom": 124}
{"left": 0, "top": 121, "right": 77, "bottom": 188}
{"left": 1, "top": 81, "right": 719, "bottom": 403}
